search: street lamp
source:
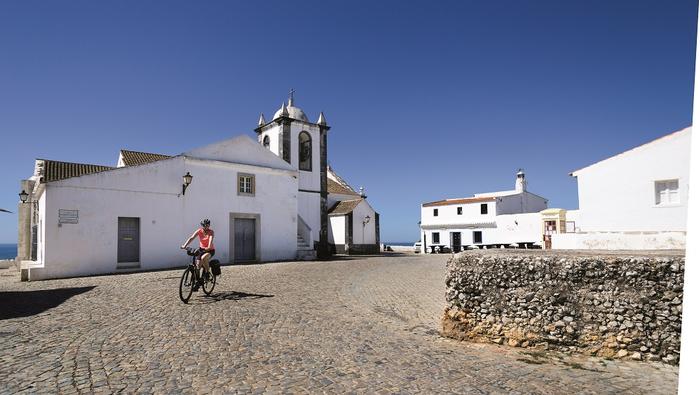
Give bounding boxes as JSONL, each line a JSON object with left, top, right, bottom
{"left": 362, "top": 215, "right": 371, "bottom": 244}
{"left": 182, "top": 172, "right": 193, "bottom": 195}
{"left": 19, "top": 190, "right": 29, "bottom": 203}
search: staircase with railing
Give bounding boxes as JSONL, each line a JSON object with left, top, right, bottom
{"left": 296, "top": 215, "right": 316, "bottom": 260}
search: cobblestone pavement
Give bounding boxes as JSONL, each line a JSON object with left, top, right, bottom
{"left": 0, "top": 253, "right": 678, "bottom": 394}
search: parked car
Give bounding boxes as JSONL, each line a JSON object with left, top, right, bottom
{"left": 413, "top": 241, "right": 422, "bottom": 253}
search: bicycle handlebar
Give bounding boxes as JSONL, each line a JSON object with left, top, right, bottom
{"left": 186, "top": 247, "right": 210, "bottom": 257}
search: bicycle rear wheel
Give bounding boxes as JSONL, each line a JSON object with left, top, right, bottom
{"left": 202, "top": 271, "right": 216, "bottom": 296}
{"left": 179, "top": 267, "right": 194, "bottom": 303}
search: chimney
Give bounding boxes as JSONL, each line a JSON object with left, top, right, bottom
{"left": 515, "top": 169, "right": 527, "bottom": 193}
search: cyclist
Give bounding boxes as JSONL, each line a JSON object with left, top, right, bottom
{"left": 181, "top": 219, "right": 215, "bottom": 290}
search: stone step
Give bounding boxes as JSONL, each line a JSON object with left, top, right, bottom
{"left": 296, "top": 248, "right": 316, "bottom": 261}
{"left": 297, "top": 235, "right": 310, "bottom": 248}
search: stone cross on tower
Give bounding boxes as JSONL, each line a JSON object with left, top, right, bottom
{"left": 288, "top": 88, "right": 295, "bottom": 106}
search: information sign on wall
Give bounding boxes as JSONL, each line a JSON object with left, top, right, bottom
{"left": 58, "top": 209, "right": 79, "bottom": 224}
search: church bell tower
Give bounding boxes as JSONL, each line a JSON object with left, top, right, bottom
{"left": 254, "top": 91, "right": 331, "bottom": 258}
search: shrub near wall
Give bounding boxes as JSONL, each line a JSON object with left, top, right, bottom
{"left": 442, "top": 250, "right": 684, "bottom": 364}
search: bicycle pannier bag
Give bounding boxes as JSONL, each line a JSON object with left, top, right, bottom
{"left": 210, "top": 259, "right": 221, "bottom": 276}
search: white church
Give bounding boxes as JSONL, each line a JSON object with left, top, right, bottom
{"left": 17, "top": 94, "right": 380, "bottom": 280}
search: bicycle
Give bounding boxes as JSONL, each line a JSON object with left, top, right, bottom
{"left": 179, "top": 247, "right": 219, "bottom": 303}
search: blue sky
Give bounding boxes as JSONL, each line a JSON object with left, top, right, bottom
{"left": 0, "top": 0, "right": 696, "bottom": 243}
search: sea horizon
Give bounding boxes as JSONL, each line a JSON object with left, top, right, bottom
{"left": 0, "top": 243, "right": 17, "bottom": 260}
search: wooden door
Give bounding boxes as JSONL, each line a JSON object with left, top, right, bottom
{"left": 118, "top": 217, "right": 140, "bottom": 264}
{"left": 451, "top": 232, "right": 461, "bottom": 252}
{"left": 234, "top": 218, "right": 256, "bottom": 262}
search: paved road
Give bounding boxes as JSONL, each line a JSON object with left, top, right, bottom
{"left": 0, "top": 254, "right": 678, "bottom": 394}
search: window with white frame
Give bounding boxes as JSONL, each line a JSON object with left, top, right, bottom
{"left": 655, "top": 179, "right": 679, "bottom": 205}
{"left": 238, "top": 173, "right": 255, "bottom": 196}
{"left": 432, "top": 232, "right": 440, "bottom": 243}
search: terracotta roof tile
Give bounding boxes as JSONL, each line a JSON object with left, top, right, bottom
{"left": 39, "top": 159, "right": 114, "bottom": 183}
{"left": 422, "top": 196, "right": 496, "bottom": 207}
{"left": 328, "top": 199, "right": 363, "bottom": 216}
{"left": 120, "top": 149, "right": 172, "bottom": 166}
{"left": 328, "top": 179, "right": 359, "bottom": 196}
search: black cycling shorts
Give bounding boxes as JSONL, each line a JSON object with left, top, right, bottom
{"left": 198, "top": 248, "right": 215, "bottom": 258}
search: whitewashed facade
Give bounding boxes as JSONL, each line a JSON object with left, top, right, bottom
{"left": 551, "top": 127, "right": 691, "bottom": 250}
{"left": 19, "top": 137, "right": 298, "bottom": 280}
{"left": 419, "top": 170, "right": 547, "bottom": 253}
{"left": 18, "top": 96, "right": 380, "bottom": 280}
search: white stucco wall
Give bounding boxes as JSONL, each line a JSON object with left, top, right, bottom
{"left": 259, "top": 127, "right": 281, "bottom": 158}
{"left": 298, "top": 191, "right": 321, "bottom": 243}
{"left": 186, "top": 135, "right": 295, "bottom": 172}
{"left": 496, "top": 192, "right": 548, "bottom": 215}
{"left": 564, "top": 209, "right": 581, "bottom": 231}
{"left": 352, "top": 200, "right": 377, "bottom": 245}
{"left": 289, "top": 122, "right": 321, "bottom": 193}
{"left": 492, "top": 213, "right": 542, "bottom": 244}
{"left": 329, "top": 215, "right": 346, "bottom": 245}
{"left": 29, "top": 156, "right": 298, "bottom": 280}
{"left": 420, "top": 201, "right": 497, "bottom": 228}
{"left": 257, "top": 121, "right": 322, "bottom": 193}
{"left": 573, "top": 127, "right": 691, "bottom": 232}
{"left": 551, "top": 232, "right": 686, "bottom": 250}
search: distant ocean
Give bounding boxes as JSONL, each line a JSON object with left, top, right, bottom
{"left": 0, "top": 244, "right": 17, "bottom": 260}
{"left": 0, "top": 242, "right": 415, "bottom": 258}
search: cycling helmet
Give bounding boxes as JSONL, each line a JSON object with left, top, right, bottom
{"left": 200, "top": 218, "right": 211, "bottom": 227}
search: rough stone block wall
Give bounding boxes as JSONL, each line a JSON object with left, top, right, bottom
{"left": 347, "top": 244, "right": 380, "bottom": 255}
{"left": 442, "top": 250, "right": 684, "bottom": 364}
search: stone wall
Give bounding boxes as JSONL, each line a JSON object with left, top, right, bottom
{"left": 330, "top": 243, "right": 380, "bottom": 255}
{"left": 442, "top": 250, "right": 684, "bottom": 364}
{"left": 347, "top": 244, "right": 380, "bottom": 255}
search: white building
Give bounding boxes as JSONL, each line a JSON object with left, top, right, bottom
{"left": 17, "top": 95, "right": 380, "bottom": 280}
{"left": 419, "top": 170, "right": 547, "bottom": 253}
{"left": 327, "top": 169, "right": 379, "bottom": 254}
{"left": 551, "top": 127, "right": 691, "bottom": 250}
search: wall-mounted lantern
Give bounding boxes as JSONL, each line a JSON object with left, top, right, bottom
{"left": 182, "top": 172, "right": 193, "bottom": 195}
{"left": 19, "top": 190, "right": 29, "bottom": 203}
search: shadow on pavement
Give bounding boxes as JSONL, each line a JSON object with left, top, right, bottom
{"left": 0, "top": 286, "right": 96, "bottom": 320}
{"left": 198, "top": 290, "right": 274, "bottom": 303}
{"left": 325, "top": 252, "right": 415, "bottom": 262}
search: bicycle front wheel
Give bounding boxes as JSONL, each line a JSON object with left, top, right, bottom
{"left": 202, "top": 272, "right": 216, "bottom": 296}
{"left": 179, "top": 267, "right": 194, "bottom": 303}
